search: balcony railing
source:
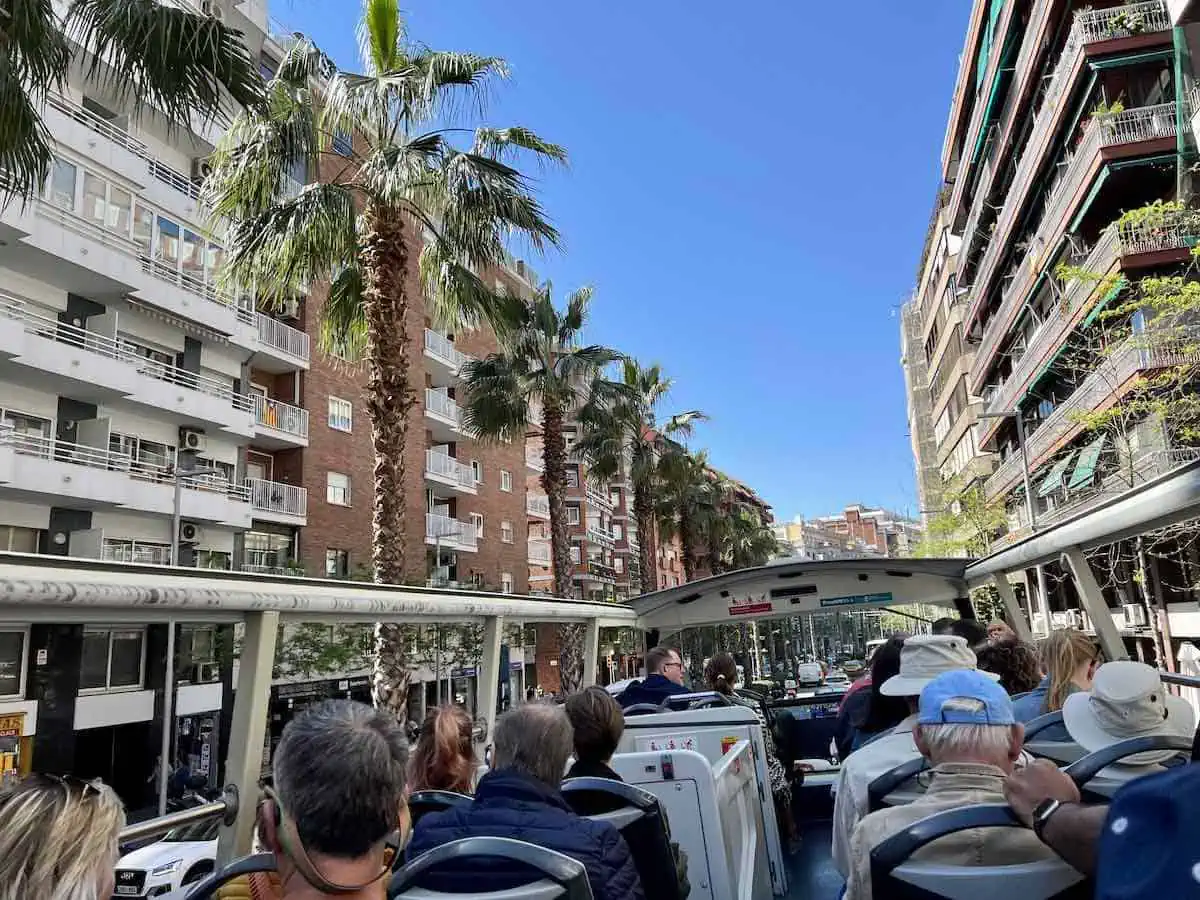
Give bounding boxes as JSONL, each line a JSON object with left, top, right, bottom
{"left": 526, "top": 494, "right": 550, "bottom": 518}
{"left": 46, "top": 93, "right": 149, "bottom": 156}
{"left": 103, "top": 542, "right": 172, "bottom": 565}
{"left": 424, "top": 389, "right": 461, "bottom": 425}
{"left": 425, "top": 513, "right": 479, "bottom": 550}
{"left": 585, "top": 526, "right": 615, "bottom": 546}
{"left": 253, "top": 395, "right": 309, "bottom": 440}
{"left": 585, "top": 483, "right": 613, "bottom": 509}
{"left": 0, "top": 291, "right": 252, "bottom": 412}
{"left": 525, "top": 450, "right": 545, "bottom": 472}
{"left": 576, "top": 561, "right": 617, "bottom": 583}
{"left": 527, "top": 539, "right": 552, "bottom": 564}
{"left": 1116, "top": 211, "right": 1200, "bottom": 255}
{"left": 246, "top": 478, "right": 307, "bottom": 518}
{"left": 256, "top": 314, "right": 310, "bottom": 363}
{"left": 425, "top": 450, "right": 475, "bottom": 490}
{"left": 424, "top": 329, "right": 472, "bottom": 373}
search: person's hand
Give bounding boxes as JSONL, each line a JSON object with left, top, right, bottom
{"left": 1005, "top": 759, "right": 1081, "bottom": 826}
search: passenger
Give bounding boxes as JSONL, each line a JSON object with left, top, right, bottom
{"left": 1012, "top": 628, "right": 1098, "bottom": 741}
{"left": 617, "top": 646, "right": 690, "bottom": 709}
{"left": 840, "top": 634, "right": 908, "bottom": 757}
{"left": 0, "top": 773, "right": 125, "bottom": 900}
{"left": 1060, "top": 661, "right": 1194, "bottom": 787}
{"left": 408, "top": 704, "right": 476, "bottom": 795}
{"left": 987, "top": 619, "right": 1017, "bottom": 644}
{"left": 975, "top": 638, "right": 1042, "bottom": 696}
{"left": 932, "top": 616, "right": 989, "bottom": 648}
{"left": 563, "top": 687, "right": 691, "bottom": 898}
{"left": 705, "top": 652, "right": 798, "bottom": 849}
{"left": 844, "top": 670, "right": 1054, "bottom": 900}
{"left": 407, "top": 703, "right": 644, "bottom": 900}
{"left": 223, "top": 699, "right": 409, "bottom": 900}
{"left": 831, "top": 634, "right": 995, "bottom": 878}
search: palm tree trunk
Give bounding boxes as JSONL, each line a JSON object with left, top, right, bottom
{"left": 541, "top": 399, "right": 585, "bottom": 692}
{"left": 632, "top": 479, "right": 657, "bottom": 593}
{"left": 680, "top": 510, "right": 697, "bottom": 582}
{"left": 361, "top": 205, "right": 417, "bottom": 722}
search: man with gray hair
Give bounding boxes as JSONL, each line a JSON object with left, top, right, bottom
{"left": 407, "top": 703, "right": 644, "bottom": 900}
{"left": 253, "top": 699, "right": 409, "bottom": 899}
{"left": 843, "top": 670, "right": 1055, "bottom": 900}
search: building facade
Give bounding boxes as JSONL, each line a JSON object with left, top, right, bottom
{"left": 807, "top": 506, "right": 923, "bottom": 558}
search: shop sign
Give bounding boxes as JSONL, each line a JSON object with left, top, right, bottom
{"left": 728, "top": 594, "right": 772, "bottom": 616}
{"left": 0, "top": 713, "right": 24, "bottom": 786}
{"left": 819, "top": 592, "right": 893, "bottom": 608}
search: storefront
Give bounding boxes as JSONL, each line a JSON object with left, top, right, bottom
{"left": 0, "top": 712, "right": 27, "bottom": 786}
{"left": 268, "top": 674, "right": 372, "bottom": 758}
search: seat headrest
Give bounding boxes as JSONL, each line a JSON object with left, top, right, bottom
{"left": 389, "top": 837, "right": 592, "bottom": 900}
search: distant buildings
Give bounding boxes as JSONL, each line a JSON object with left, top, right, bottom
{"left": 775, "top": 505, "right": 922, "bottom": 560}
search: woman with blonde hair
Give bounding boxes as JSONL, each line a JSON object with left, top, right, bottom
{"left": 1012, "top": 628, "right": 1100, "bottom": 740}
{"left": 408, "top": 704, "right": 477, "bottom": 795}
{"left": 0, "top": 773, "right": 125, "bottom": 900}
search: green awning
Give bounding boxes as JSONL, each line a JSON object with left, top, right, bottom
{"left": 1037, "top": 450, "right": 1079, "bottom": 497}
{"left": 1087, "top": 49, "right": 1175, "bottom": 71}
{"left": 977, "top": 0, "right": 1006, "bottom": 90}
{"left": 971, "top": 37, "right": 1018, "bottom": 164}
{"left": 1067, "top": 434, "right": 1108, "bottom": 489}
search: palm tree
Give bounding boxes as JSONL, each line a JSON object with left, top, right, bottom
{"left": 576, "top": 360, "right": 705, "bottom": 594}
{"left": 203, "top": 0, "right": 564, "bottom": 719}
{"left": 654, "top": 447, "right": 718, "bottom": 582}
{"left": 460, "top": 286, "right": 625, "bottom": 692}
{"left": 3, "top": 0, "right": 264, "bottom": 204}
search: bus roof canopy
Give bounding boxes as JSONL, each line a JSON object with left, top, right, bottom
{"left": 628, "top": 558, "right": 970, "bottom": 631}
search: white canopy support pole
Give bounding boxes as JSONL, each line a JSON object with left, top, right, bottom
{"left": 476, "top": 616, "right": 503, "bottom": 753}
{"left": 582, "top": 618, "right": 601, "bottom": 688}
{"left": 218, "top": 610, "right": 279, "bottom": 864}
{"left": 1062, "top": 548, "right": 1128, "bottom": 661}
{"left": 991, "top": 575, "right": 1033, "bottom": 644}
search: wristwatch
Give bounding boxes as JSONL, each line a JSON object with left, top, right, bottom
{"left": 1031, "top": 798, "right": 1064, "bottom": 841}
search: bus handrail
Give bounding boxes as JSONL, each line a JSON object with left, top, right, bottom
{"left": 119, "top": 786, "right": 239, "bottom": 844}
{"left": 1160, "top": 672, "right": 1200, "bottom": 690}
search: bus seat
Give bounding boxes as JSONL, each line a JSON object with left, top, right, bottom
{"left": 658, "top": 691, "right": 730, "bottom": 711}
{"left": 409, "top": 790, "right": 473, "bottom": 826}
{"left": 1063, "top": 734, "right": 1193, "bottom": 800}
{"left": 1022, "top": 711, "right": 1065, "bottom": 741}
{"left": 387, "top": 837, "right": 593, "bottom": 900}
{"left": 560, "top": 777, "right": 684, "bottom": 900}
{"left": 870, "top": 804, "right": 1090, "bottom": 900}
{"left": 1021, "top": 711, "right": 1085, "bottom": 765}
{"left": 168, "top": 852, "right": 276, "bottom": 900}
{"left": 623, "top": 703, "right": 662, "bottom": 717}
{"left": 868, "top": 756, "right": 929, "bottom": 813}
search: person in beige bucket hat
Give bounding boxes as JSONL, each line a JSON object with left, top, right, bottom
{"left": 880, "top": 634, "right": 1001, "bottom": 697}
{"left": 1062, "top": 660, "right": 1195, "bottom": 766}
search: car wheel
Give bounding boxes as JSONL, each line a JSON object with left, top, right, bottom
{"left": 182, "top": 861, "right": 215, "bottom": 886}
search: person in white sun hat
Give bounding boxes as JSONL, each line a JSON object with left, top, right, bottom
{"left": 1062, "top": 660, "right": 1195, "bottom": 782}
{"left": 830, "top": 633, "right": 998, "bottom": 879}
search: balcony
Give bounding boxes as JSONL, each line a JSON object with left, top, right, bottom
{"left": 585, "top": 482, "right": 613, "bottom": 509}
{"left": 972, "top": 100, "right": 1178, "bottom": 383}
{"left": 584, "top": 526, "right": 615, "bottom": 547}
{"left": 575, "top": 561, "right": 618, "bottom": 584}
{"left": 527, "top": 538, "right": 552, "bottom": 565}
{"left": 0, "top": 427, "right": 251, "bottom": 526}
{"left": 424, "top": 389, "right": 463, "bottom": 441}
{"left": 424, "top": 450, "right": 476, "bottom": 495}
{"left": 252, "top": 395, "right": 309, "bottom": 448}
{"left": 0, "top": 291, "right": 256, "bottom": 437}
{"left": 246, "top": 478, "right": 308, "bottom": 525}
{"left": 964, "top": 1, "right": 1171, "bottom": 316}
{"left": 253, "top": 314, "right": 311, "bottom": 371}
{"left": 525, "top": 449, "right": 545, "bottom": 472}
{"left": 424, "top": 329, "right": 472, "bottom": 386}
{"left": 985, "top": 324, "right": 1200, "bottom": 498}
{"left": 102, "top": 542, "right": 172, "bottom": 566}
{"left": 425, "top": 513, "right": 479, "bottom": 553}
{"left": 526, "top": 494, "right": 550, "bottom": 519}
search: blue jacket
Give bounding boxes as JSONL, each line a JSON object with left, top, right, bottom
{"left": 617, "top": 674, "right": 690, "bottom": 709}
{"left": 1011, "top": 676, "right": 1071, "bottom": 742}
{"left": 406, "top": 769, "right": 644, "bottom": 900}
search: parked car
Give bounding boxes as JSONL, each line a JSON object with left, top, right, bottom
{"left": 796, "top": 662, "right": 824, "bottom": 686}
{"left": 114, "top": 817, "right": 218, "bottom": 897}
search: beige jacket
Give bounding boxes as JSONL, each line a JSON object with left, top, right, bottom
{"left": 844, "top": 762, "right": 1056, "bottom": 900}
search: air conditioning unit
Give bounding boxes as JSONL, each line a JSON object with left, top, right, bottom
{"left": 179, "top": 429, "right": 207, "bottom": 452}
{"left": 1123, "top": 603, "right": 1149, "bottom": 628}
{"left": 279, "top": 297, "right": 302, "bottom": 320}
{"left": 179, "top": 522, "right": 202, "bottom": 544}
{"left": 190, "top": 661, "right": 219, "bottom": 683}
{"left": 191, "top": 157, "right": 214, "bottom": 184}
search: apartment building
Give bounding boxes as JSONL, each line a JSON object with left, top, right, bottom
{"left": 810, "top": 506, "right": 922, "bottom": 558}
{"left": 773, "top": 516, "right": 877, "bottom": 561}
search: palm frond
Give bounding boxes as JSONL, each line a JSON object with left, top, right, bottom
{"left": 663, "top": 410, "right": 708, "bottom": 438}
{"left": 460, "top": 355, "right": 530, "bottom": 442}
{"left": 556, "top": 345, "right": 624, "bottom": 383}
{"left": 473, "top": 126, "right": 568, "bottom": 168}
{"left": 357, "top": 0, "right": 404, "bottom": 76}
{"left": 558, "top": 286, "right": 592, "bottom": 341}
{"left": 418, "top": 243, "right": 526, "bottom": 336}
{"left": 415, "top": 51, "right": 508, "bottom": 119}
{"left": 317, "top": 264, "right": 368, "bottom": 359}
{"left": 68, "top": 0, "right": 264, "bottom": 136}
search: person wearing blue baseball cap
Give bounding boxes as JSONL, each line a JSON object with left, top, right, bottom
{"left": 843, "top": 669, "right": 1055, "bottom": 900}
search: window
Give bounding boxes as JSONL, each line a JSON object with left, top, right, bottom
{"left": 332, "top": 129, "right": 353, "bottom": 156}
{"left": 612, "top": 523, "right": 624, "bottom": 541}
{"left": 48, "top": 158, "right": 77, "bottom": 208}
{"left": 471, "top": 460, "right": 483, "bottom": 484}
{"left": 500, "top": 521, "right": 514, "bottom": 543}
{"left": 614, "top": 557, "right": 624, "bottom": 575}
{"left": 103, "top": 539, "right": 172, "bottom": 565}
{"left": 326, "top": 548, "right": 349, "bottom": 577}
{"left": 328, "top": 396, "right": 353, "bottom": 432}
{"left": 500, "top": 469, "right": 513, "bottom": 492}
{"left": 565, "top": 469, "right": 579, "bottom": 488}
{"left": 327, "top": 472, "right": 351, "bottom": 506}
{"left": 0, "top": 630, "right": 26, "bottom": 698}
{"left": 179, "top": 626, "right": 216, "bottom": 668}
{"left": 567, "top": 506, "right": 581, "bottom": 525}
{"left": 501, "top": 573, "right": 514, "bottom": 594}
{"left": 469, "top": 513, "right": 484, "bottom": 538}
{"left": 610, "top": 489, "right": 620, "bottom": 506}
{"left": 0, "top": 525, "right": 38, "bottom": 553}
{"left": 80, "top": 628, "right": 144, "bottom": 691}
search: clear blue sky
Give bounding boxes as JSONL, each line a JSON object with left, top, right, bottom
{"left": 275, "top": 0, "right": 972, "bottom": 521}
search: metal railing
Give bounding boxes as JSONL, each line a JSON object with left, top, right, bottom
{"left": 253, "top": 395, "right": 309, "bottom": 440}
{"left": 424, "top": 389, "right": 461, "bottom": 425}
{"left": 525, "top": 450, "right": 545, "bottom": 471}
{"left": 139, "top": 255, "right": 235, "bottom": 309}
{"left": 46, "top": 93, "right": 149, "bottom": 156}
{"left": 119, "top": 789, "right": 238, "bottom": 845}
{"left": 1075, "top": 0, "right": 1170, "bottom": 42}
{"left": 585, "top": 483, "right": 612, "bottom": 509}
{"left": 425, "top": 513, "right": 479, "bottom": 550}
{"left": 527, "top": 539, "right": 552, "bottom": 564}
{"left": 246, "top": 478, "right": 307, "bottom": 518}
{"left": 424, "top": 328, "right": 472, "bottom": 372}
{"left": 256, "top": 314, "right": 310, "bottom": 363}
{"left": 526, "top": 494, "right": 550, "bottom": 517}
{"left": 0, "top": 292, "right": 252, "bottom": 411}
{"left": 102, "top": 542, "right": 172, "bottom": 566}
{"left": 425, "top": 450, "right": 474, "bottom": 490}
{"left": 1116, "top": 212, "right": 1200, "bottom": 255}
{"left": 585, "top": 526, "right": 614, "bottom": 546}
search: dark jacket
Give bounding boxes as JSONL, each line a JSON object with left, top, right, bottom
{"left": 617, "top": 674, "right": 690, "bottom": 709}
{"left": 407, "top": 769, "right": 644, "bottom": 900}
{"left": 565, "top": 759, "right": 622, "bottom": 781}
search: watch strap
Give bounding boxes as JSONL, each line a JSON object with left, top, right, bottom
{"left": 1032, "top": 798, "right": 1063, "bottom": 841}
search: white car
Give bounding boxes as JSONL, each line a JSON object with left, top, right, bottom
{"left": 114, "top": 818, "right": 219, "bottom": 898}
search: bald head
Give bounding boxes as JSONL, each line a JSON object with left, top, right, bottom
{"left": 492, "top": 702, "right": 574, "bottom": 787}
